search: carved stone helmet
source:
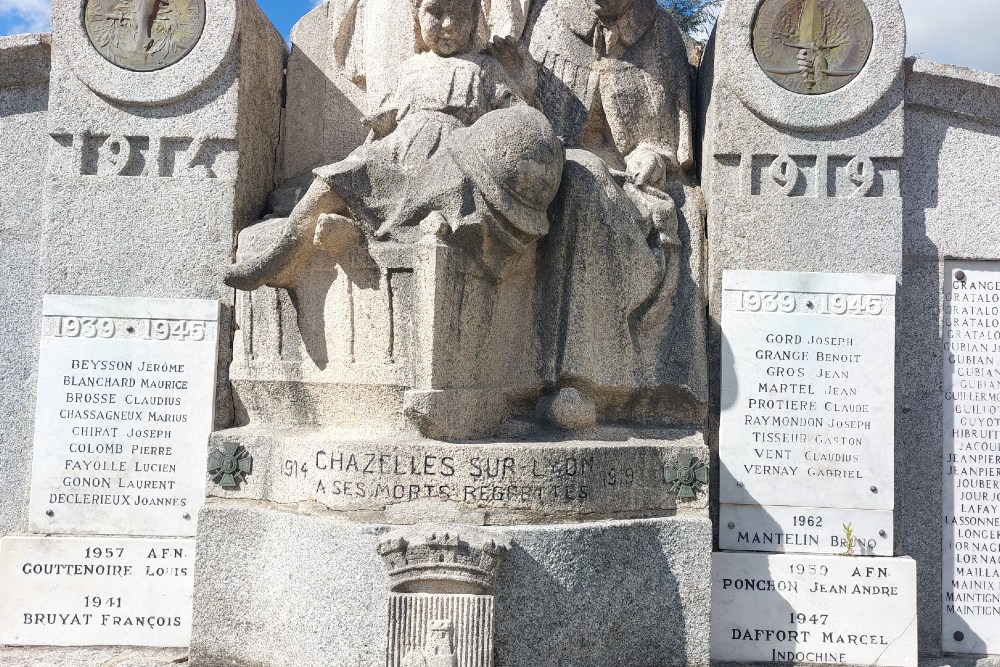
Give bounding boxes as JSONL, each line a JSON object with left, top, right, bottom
{"left": 448, "top": 106, "right": 564, "bottom": 237}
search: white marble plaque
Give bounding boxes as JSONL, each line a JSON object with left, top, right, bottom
{"left": 720, "top": 271, "right": 896, "bottom": 550}
{"left": 0, "top": 536, "right": 194, "bottom": 647}
{"left": 29, "top": 295, "right": 219, "bottom": 537}
{"left": 942, "top": 261, "right": 1000, "bottom": 655}
{"left": 711, "top": 552, "right": 917, "bottom": 666}
{"left": 720, "top": 505, "right": 893, "bottom": 556}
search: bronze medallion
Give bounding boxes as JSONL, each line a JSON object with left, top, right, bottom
{"left": 752, "top": 0, "right": 873, "bottom": 95}
{"left": 84, "top": 0, "right": 207, "bottom": 72}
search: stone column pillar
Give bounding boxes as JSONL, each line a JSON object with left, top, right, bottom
{"left": 43, "top": 0, "right": 287, "bottom": 425}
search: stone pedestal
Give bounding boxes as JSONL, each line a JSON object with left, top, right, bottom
{"left": 0, "top": 0, "right": 286, "bottom": 656}
{"left": 192, "top": 503, "right": 711, "bottom": 667}
{"left": 191, "top": 425, "right": 712, "bottom": 666}
{"left": 194, "top": 0, "right": 712, "bottom": 661}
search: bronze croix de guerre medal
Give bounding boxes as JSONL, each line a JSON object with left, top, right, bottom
{"left": 752, "top": 0, "right": 873, "bottom": 95}
{"left": 84, "top": 0, "right": 207, "bottom": 72}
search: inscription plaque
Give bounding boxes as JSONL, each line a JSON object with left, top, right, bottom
{"left": 211, "top": 431, "right": 707, "bottom": 523}
{"left": 29, "top": 295, "right": 219, "bottom": 537}
{"left": 942, "top": 261, "right": 1000, "bottom": 655}
{"left": 720, "top": 271, "right": 896, "bottom": 553}
{"left": 0, "top": 536, "right": 195, "bottom": 647}
{"left": 84, "top": 0, "right": 207, "bottom": 72}
{"left": 752, "top": 0, "right": 873, "bottom": 95}
{"left": 719, "top": 505, "right": 892, "bottom": 556}
{"left": 711, "top": 552, "right": 917, "bottom": 666}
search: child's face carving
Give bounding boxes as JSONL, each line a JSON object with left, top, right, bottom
{"left": 418, "top": 0, "right": 475, "bottom": 56}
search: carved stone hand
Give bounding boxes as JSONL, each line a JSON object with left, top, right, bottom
{"left": 487, "top": 35, "right": 538, "bottom": 103}
{"left": 625, "top": 146, "right": 666, "bottom": 190}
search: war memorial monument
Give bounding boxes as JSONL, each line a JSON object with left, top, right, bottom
{"left": 0, "top": 0, "right": 998, "bottom": 665}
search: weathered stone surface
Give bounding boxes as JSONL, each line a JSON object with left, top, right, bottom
{"left": 379, "top": 529, "right": 507, "bottom": 666}
{"left": 535, "top": 388, "right": 596, "bottom": 431}
{"left": 227, "top": 0, "right": 707, "bottom": 440}
{"left": 706, "top": 0, "right": 904, "bottom": 132}
{"left": 206, "top": 426, "right": 708, "bottom": 524}
{"left": 699, "top": 1, "right": 919, "bottom": 657}
{"left": 900, "top": 59, "right": 1000, "bottom": 656}
{"left": 203, "top": 0, "right": 712, "bottom": 664}
{"left": 45, "top": 0, "right": 287, "bottom": 429}
{"left": 64, "top": 0, "right": 239, "bottom": 106}
{"left": 700, "top": 4, "right": 907, "bottom": 514}
{"left": 699, "top": 0, "right": 907, "bottom": 309}
{"left": 0, "top": 34, "right": 51, "bottom": 541}
{"left": 190, "top": 505, "right": 711, "bottom": 667}
{"left": 701, "top": 0, "right": 906, "bottom": 592}
{"left": 0, "top": 646, "right": 188, "bottom": 666}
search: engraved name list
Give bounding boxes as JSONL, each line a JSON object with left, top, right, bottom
{"left": 28, "top": 295, "right": 220, "bottom": 537}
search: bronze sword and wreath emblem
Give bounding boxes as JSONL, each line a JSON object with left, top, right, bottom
{"left": 84, "top": 0, "right": 207, "bottom": 72}
{"left": 752, "top": 0, "right": 873, "bottom": 95}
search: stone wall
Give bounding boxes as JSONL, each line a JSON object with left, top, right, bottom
{"left": 0, "top": 34, "right": 50, "bottom": 539}
{"left": 900, "top": 58, "right": 1000, "bottom": 658}
{"left": 4, "top": 1, "right": 1000, "bottom": 662}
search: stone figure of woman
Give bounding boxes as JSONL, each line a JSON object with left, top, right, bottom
{"left": 525, "top": 0, "right": 706, "bottom": 421}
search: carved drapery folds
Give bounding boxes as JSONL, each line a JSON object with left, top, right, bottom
{"left": 225, "top": 0, "right": 707, "bottom": 439}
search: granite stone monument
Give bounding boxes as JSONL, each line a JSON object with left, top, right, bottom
{"left": 193, "top": 0, "right": 712, "bottom": 663}
{"left": 1, "top": 0, "right": 1000, "bottom": 664}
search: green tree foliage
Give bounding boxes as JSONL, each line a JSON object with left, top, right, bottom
{"left": 659, "top": 0, "right": 721, "bottom": 35}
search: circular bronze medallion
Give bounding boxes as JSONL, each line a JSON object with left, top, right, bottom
{"left": 84, "top": 0, "right": 207, "bottom": 72}
{"left": 752, "top": 0, "right": 873, "bottom": 95}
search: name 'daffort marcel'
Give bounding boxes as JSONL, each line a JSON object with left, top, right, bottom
{"left": 725, "top": 565, "right": 902, "bottom": 663}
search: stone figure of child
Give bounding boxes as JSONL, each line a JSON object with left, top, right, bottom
{"left": 224, "top": 0, "right": 544, "bottom": 290}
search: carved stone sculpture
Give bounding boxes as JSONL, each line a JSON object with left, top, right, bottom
{"left": 193, "top": 0, "right": 715, "bottom": 662}
{"left": 527, "top": 0, "right": 706, "bottom": 423}
{"left": 223, "top": 0, "right": 705, "bottom": 439}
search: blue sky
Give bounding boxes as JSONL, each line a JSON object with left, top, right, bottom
{"left": 0, "top": 0, "right": 998, "bottom": 75}
{"left": 256, "top": 0, "right": 316, "bottom": 38}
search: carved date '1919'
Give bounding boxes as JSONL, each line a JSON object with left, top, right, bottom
{"left": 732, "top": 291, "right": 884, "bottom": 316}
